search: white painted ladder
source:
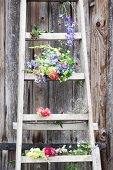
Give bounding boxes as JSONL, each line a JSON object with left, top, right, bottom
{"left": 13, "top": 0, "right": 102, "bottom": 169}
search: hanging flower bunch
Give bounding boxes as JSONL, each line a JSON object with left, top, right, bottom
{"left": 59, "top": 14, "right": 76, "bottom": 47}
{"left": 26, "top": 45, "right": 75, "bottom": 83}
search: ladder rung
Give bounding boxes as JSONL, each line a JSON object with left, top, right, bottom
{"left": 23, "top": 114, "right": 89, "bottom": 121}
{"left": 25, "top": 32, "right": 82, "bottom": 41}
{"left": 13, "top": 122, "right": 98, "bottom": 131}
{"left": 21, "top": 155, "right": 92, "bottom": 163}
{"left": 24, "top": 73, "right": 85, "bottom": 81}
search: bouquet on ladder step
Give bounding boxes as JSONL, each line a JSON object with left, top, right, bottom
{"left": 26, "top": 45, "right": 76, "bottom": 83}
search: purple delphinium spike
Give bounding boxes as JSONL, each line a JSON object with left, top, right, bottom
{"left": 59, "top": 15, "right": 76, "bottom": 47}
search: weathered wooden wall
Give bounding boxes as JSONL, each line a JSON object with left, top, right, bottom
{"left": 0, "top": 0, "right": 109, "bottom": 170}
{"left": 89, "top": 0, "right": 108, "bottom": 170}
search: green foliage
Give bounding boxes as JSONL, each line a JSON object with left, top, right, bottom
{"left": 31, "top": 25, "right": 47, "bottom": 39}
{"left": 69, "top": 143, "right": 91, "bottom": 155}
{"left": 66, "top": 163, "right": 79, "bottom": 170}
{"left": 55, "top": 120, "right": 64, "bottom": 128}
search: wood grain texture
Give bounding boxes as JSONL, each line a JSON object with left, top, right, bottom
{"left": 24, "top": 73, "right": 85, "bottom": 80}
{"left": 21, "top": 155, "right": 92, "bottom": 163}
{"left": 25, "top": 32, "right": 82, "bottom": 40}
{"left": 15, "top": 0, "right": 27, "bottom": 169}
{"left": 5, "top": 1, "right": 20, "bottom": 170}
{"left": 23, "top": 113, "right": 89, "bottom": 121}
{"left": 13, "top": 122, "right": 98, "bottom": 131}
{"left": 89, "top": 0, "right": 108, "bottom": 169}
{"left": 29, "top": 2, "right": 49, "bottom": 170}
{"left": 106, "top": 0, "right": 113, "bottom": 170}
{"left": 0, "top": 0, "right": 5, "bottom": 143}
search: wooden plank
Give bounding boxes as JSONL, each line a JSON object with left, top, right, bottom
{"left": 92, "top": 147, "right": 102, "bottom": 170}
{"left": 23, "top": 114, "right": 89, "bottom": 121}
{"left": 15, "top": 0, "right": 26, "bottom": 170}
{"left": 90, "top": 0, "right": 108, "bottom": 169}
{"left": 107, "top": 0, "right": 113, "bottom": 170}
{"left": 24, "top": 73, "right": 85, "bottom": 81}
{"left": 30, "top": 2, "right": 49, "bottom": 168}
{"left": 5, "top": 0, "right": 20, "bottom": 170}
{"left": 25, "top": 32, "right": 82, "bottom": 41}
{"left": 29, "top": 2, "right": 49, "bottom": 170}
{"left": 0, "top": 0, "right": 5, "bottom": 143}
{"left": 13, "top": 122, "right": 87, "bottom": 131}
{"left": 2, "top": 151, "right": 8, "bottom": 170}
{"left": 13, "top": 122, "right": 98, "bottom": 131}
{"left": 21, "top": 155, "right": 92, "bottom": 163}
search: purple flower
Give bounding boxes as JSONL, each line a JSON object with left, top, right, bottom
{"left": 62, "top": 64, "right": 69, "bottom": 69}
{"left": 42, "top": 76, "right": 46, "bottom": 82}
{"left": 48, "top": 53, "right": 61, "bottom": 65}
{"left": 59, "top": 15, "right": 75, "bottom": 47}
{"left": 31, "top": 60, "right": 38, "bottom": 69}
{"left": 71, "top": 65, "right": 76, "bottom": 71}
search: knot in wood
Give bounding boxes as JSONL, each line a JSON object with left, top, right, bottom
{"left": 96, "top": 21, "right": 100, "bottom": 27}
{"left": 41, "top": 17, "right": 45, "bottom": 21}
{"left": 95, "top": 17, "right": 105, "bottom": 28}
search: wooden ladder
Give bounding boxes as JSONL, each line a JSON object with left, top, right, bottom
{"left": 13, "top": 0, "right": 102, "bottom": 169}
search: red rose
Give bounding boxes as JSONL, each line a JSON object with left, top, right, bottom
{"left": 49, "top": 73, "right": 60, "bottom": 80}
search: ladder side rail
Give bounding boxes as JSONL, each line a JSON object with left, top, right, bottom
{"left": 77, "top": 0, "right": 102, "bottom": 169}
{"left": 16, "top": 0, "right": 26, "bottom": 170}
{"left": 77, "top": 0, "right": 95, "bottom": 146}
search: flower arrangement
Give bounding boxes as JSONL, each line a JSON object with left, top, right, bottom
{"left": 26, "top": 45, "right": 75, "bottom": 83}
{"left": 26, "top": 143, "right": 91, "bottom": 162}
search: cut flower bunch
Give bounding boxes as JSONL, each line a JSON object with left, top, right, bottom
{"left": 36, "top": 107, "right": 51, "bottom": 117}
{"left": 26, "top": 45, "right": 75, "bottom": 83}
{"left": 26, "top": 143, "right": 91, "bottom": 162}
